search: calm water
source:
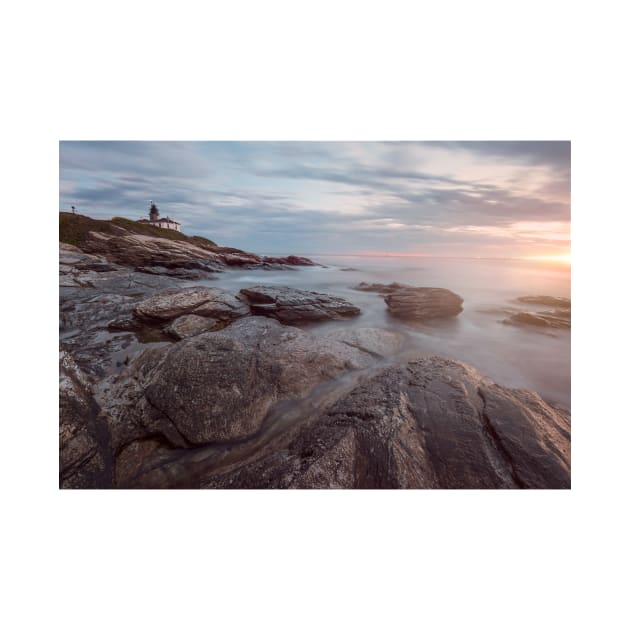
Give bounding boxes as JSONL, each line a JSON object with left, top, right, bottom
{"left": 200, "top": 256, "right": 571, "bottom": 410}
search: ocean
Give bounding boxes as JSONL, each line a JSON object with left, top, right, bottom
{"left": 204, "top": 255, "right": 571, "bottom": 410}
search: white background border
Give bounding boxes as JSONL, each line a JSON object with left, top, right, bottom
{"left": 3, "top": 1, "right": 629, "bottom": 628}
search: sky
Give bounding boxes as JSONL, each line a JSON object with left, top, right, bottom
{"left": 59, "top": 141, "right": 570, "bottom": 259}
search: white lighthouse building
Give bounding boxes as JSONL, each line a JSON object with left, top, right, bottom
{"left": 137, "top": 201, "right": 181, "bottom": 232}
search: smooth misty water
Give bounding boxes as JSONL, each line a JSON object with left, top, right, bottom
{"left": 200, "top": 256, "right": 571, "bottom": 410}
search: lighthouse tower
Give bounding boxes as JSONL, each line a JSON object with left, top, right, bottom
{"left": 149, "top": 201, "right": 159, "bottom": 221}
{"left": 137, "top": 201, "right": 181, "bottom": 232}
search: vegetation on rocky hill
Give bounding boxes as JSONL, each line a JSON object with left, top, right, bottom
{"left": 59, "top": 212, "right": 217, "bottom": 249}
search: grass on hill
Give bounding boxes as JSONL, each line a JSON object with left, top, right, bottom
{"left": 59, "top": 212, "right": 218, "bottom": 250}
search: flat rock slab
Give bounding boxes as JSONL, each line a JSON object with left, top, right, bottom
{"left": 240, "top": 285, "right": 361, "bottom": 324}
{"left": 517, "top": 295, "right": 571, "bottom": 308}
{"left": 384, "top": 287, "right": 464, "bottom": 320}
{"left": 133, "top": 286, "right": 249, "bottom": 323}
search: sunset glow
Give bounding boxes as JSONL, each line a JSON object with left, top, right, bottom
{"left": 59, "top": 141, "right": 570, "bottom": 259}
{"left": 527, "top": 252, "right": 571, "bottom": 265}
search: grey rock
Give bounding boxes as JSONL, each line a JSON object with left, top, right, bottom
{"left": 59, "top": 352, "right": 113, "bottom": 488}
{"left": 326, "top": 327, "right": 405, "bottom": 358}
{"left": 133, "top": 286, "right": 250, "bottom": 323}
{"left": 261, "top": 255, "right": 317, "bottom": 266}
{"left": 135, "top": 265, "right": 218, "bottom": 280}
{"left": 240, "top": 285, "right": 361, "bottom": 324}
{"left": 165, "top": 314, "right": 220, "bottom": 340}
{"left": 105, "top": 318, "right": 401, "bottom": 453}
{"left": 200, "top": 356, "right": 570, "bottom": 489}
{"left": 79, "top": 229, "right": 246, "bottom": 271}
{"left": 384, "top": 287, "right": 464, "bottom": 320}
{"left": 503, "top": 311, "right": 571, "bottom": 330}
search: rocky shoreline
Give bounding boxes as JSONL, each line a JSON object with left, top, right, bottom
{"left": 59, "top": 218, "right": 570, "bottom": 489}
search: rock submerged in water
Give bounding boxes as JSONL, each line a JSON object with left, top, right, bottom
{"left": 239, "top": 285, "right": 361, "bottom": 324}
{"left": 384, "top": 287, "right": 464, "bottom": 320}
{"left": 517, "top": 295, "right": 570, "bottom": 308}
{"left": 503, "top": 296, "right": 571, "bottom": 330}
{"left": 199, "top": 356, "right": 570, "bottom": 489}
{"left": 504, "top": 311, "right": 570, "bottom": 330}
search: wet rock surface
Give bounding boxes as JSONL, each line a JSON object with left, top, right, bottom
{"left": 133, "top": 286, "right": 250, "bottom": 323}
{"left": 59, "top": 352, "right": 113, "bottom": 488}
{"left": 240, "top": 285, "right": 361, "bottom": 324}
{"left": 60, "top": 246, "right": 181, "bottom": 376}
{"left": 517, "top": 295, "right": 571, "bottom": 308}
{"left": 105, "top": 318, "right": 403, "bottom": 461}
{"left": 261, "top": 255, "right": 317, "bottom": 266}
{"left": 353, "top": 281, "right": 412, "bottom": 293}
{"left": 198, "top": 357, "right": 570, "bottom": 489}
{"left": 504, "top": 311, "right": 570, "bottom": 330}
{"left": 501, "top": 296, "right": 571, "bottom": 330}
{"left": 59, "top": 240, "right": 570, "bottom": 490}
{"left": 165, "top": 314, "right": 220, "bottom": 340}
{"left": 384, "top": 287, "right": 464, "bottom": 320}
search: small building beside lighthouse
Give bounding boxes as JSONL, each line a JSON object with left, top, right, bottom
{"left": 137, "top": 201, "right": 181, "bottom": 232}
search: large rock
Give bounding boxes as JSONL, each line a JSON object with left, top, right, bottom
{"left": 384, "top": 287, "right": 464, "bottom": 320}
{"left": 199, "top": 356, "right": 570, "bottom": 489}
{"left": 240, "top": 285, "right": 361, "bottom": 324}
{"left": 133, "top": 286, "right": 249, "bottom": 323}
{"left": 59, "top": 352, "right": 113, "bottom": 488}
{"left": 105, "top": 318, "right": 403, "bottom": 458}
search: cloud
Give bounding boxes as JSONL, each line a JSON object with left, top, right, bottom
{"left": 59, "top": 141, "right": 570, "bottom": 257}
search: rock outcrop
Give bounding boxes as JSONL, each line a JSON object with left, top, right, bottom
{"left": 80, "top": 229, "right": 229, "bottom": 272}
{"left": 105, "top": 318, "right": 403, "bottom": 463}
{"left": 384, "top": 287, "right": 464, "bottom": 320}
{"left": 133, "top": 286, "right": 249, "bottom": 323}
{"left": 59, "top": 352, "right": 113, "bottom": 488}
{"left": 240, "top": 286, "right": 361, "bottom": 324}
{"left": 198, "top": 357, "right": 570, "bottom": 489}
{"left": 61, "top": 213, "right": 316, "bottom": 273}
